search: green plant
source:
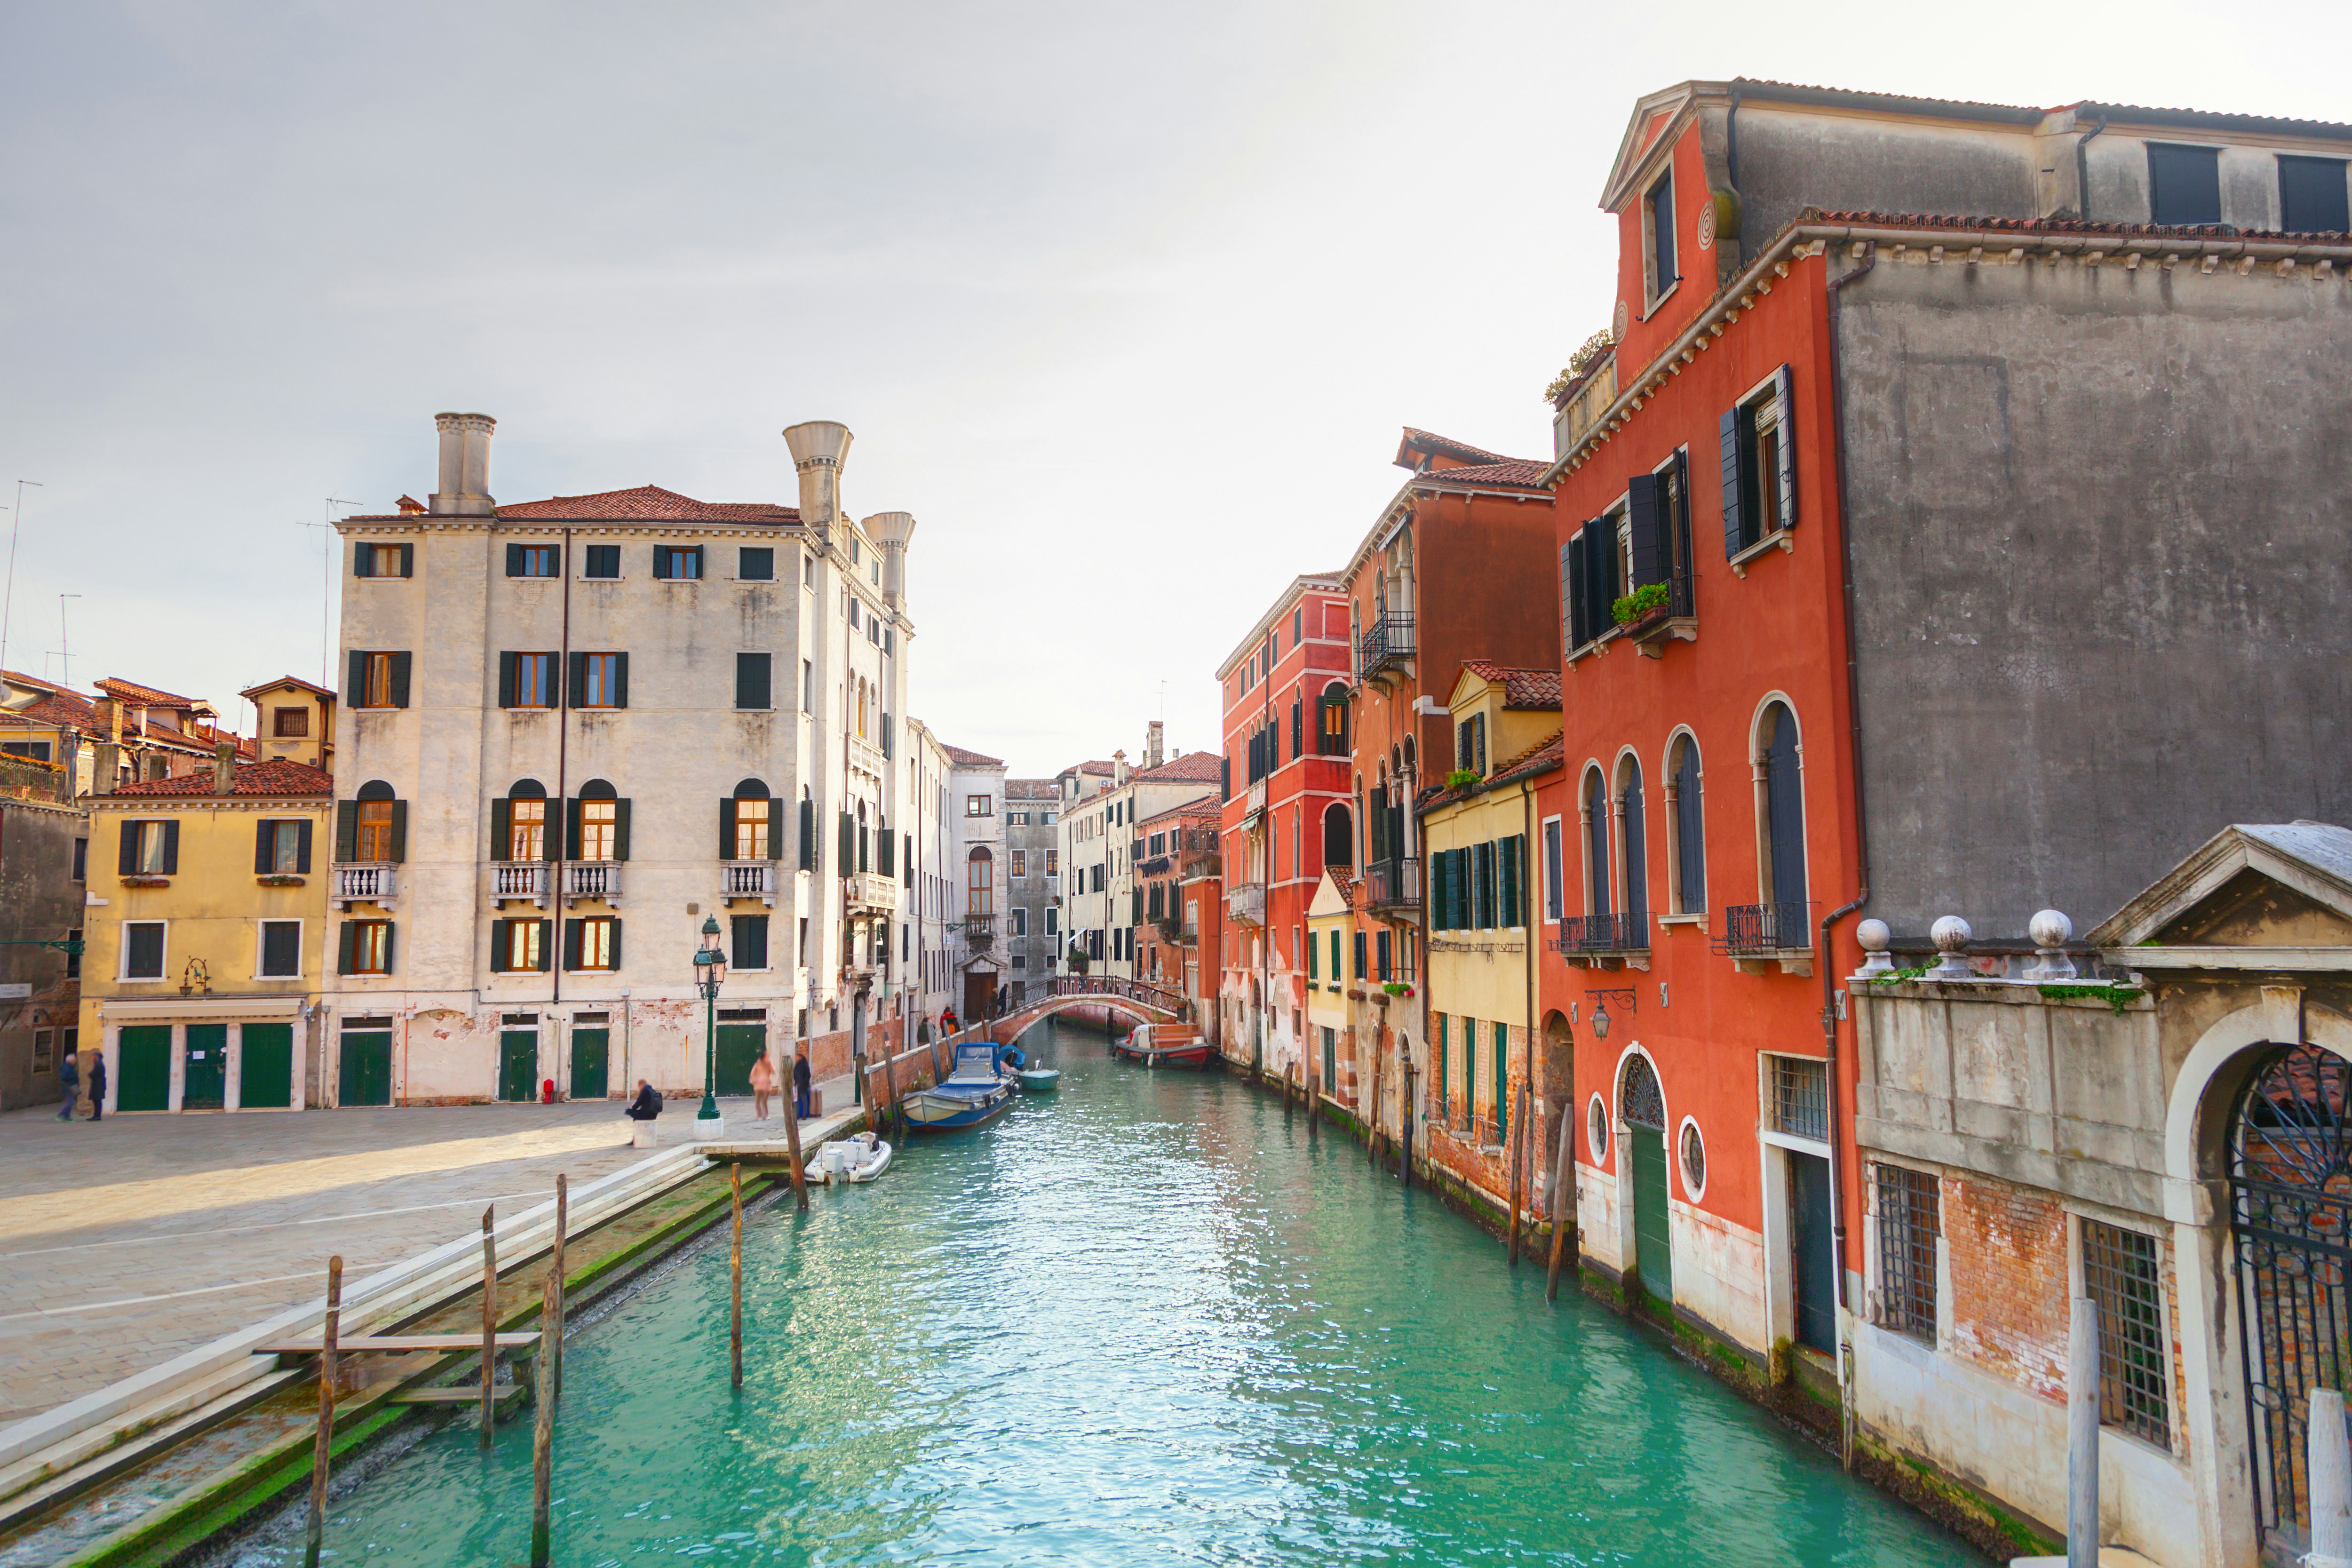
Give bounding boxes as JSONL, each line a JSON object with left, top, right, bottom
{"left": 1544, "top": 329, "right": 1616, "bottom": 404}
{"left": 1612, "top": 582, "right": 1670, "bottom": 625}
{"left": 1383, "top": 980, "right": 1412, "bottom": 997}
{"left": 1445, "top": 768, "right": 1482, "bottom": 791}
{"left": 1865, "top": 963, "right": 1932, "bottom": 987}
{"left": 2036, "top": 981, "right": 2143, "bottom": 1016}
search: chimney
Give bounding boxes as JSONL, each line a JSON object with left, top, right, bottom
{"left": 1146, "top": 721, "right": 1164, "bottom": 770}
{"left": 429, "top": 413, "right": 497, "bottom": 516}
{"left": 92, "top": 740, "right": 118, "bottom": 795}
{"left": 1113, "top": 749, "right": 1128, "bottom": 788}
{"left": 56, "top": 732, "right": 79, "bottom": 802}
{"left": 783, "top": 421, "right": 853, "bottom": 542}
{"left": 213, "top": 740, "right": 236, "bottom": 795}
{"left": 862, "top": 511, "right": 916, "bottom": 606}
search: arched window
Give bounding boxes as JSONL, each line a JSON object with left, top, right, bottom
{"left": 727, "top": 778, "right": 771, "bottom": 860}
{"left": 1323, "top": 802, "right": 1353, "bottom": 869}
{"left": 1668, "top": 735, "right": 1704, "bottom": 916}
{"left": 354, "top": 779, "right": 399, "bottom": 863}
{"left": 856, "top": 678, "right": 869, "bottom": 737}
{"left": 575, "top": 777, "right": 620, "bottom": 862}
{"left": 502, "top": 779, "right": 548, "bottom": 861}
{"left": 1758, "top": 701, "right": 1806, "bottom": 912}
{"left": 1582, "top": 767, "right": 1611, "bottom": 915}
{"left": 1316, "top": 681, "right": 1349, "bottom": 755}
{"left": 967, "top": 847, "right": 994, "bottom": 916}
{"left": 1617, "top": 756, "right": 1648, "bottom": 921}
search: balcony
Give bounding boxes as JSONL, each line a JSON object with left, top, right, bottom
{"left": 564, "top": 861, "right": 622, "bottom": 904}
{"left": 332, "top": 863, "right": 398, "bottom": 909}
{"left": 1621, "top": 571, "right": 1697, "bottom": 658}
{"left": 1356, "top": 612, "right": 1416, "bottom": 684}
{"left": 849, "top": 871, "right": 900, "bottom": 914}
{"left": 1715, "top": 901, "right": 1817, "bottom": 976}
{"left": 848, "top": 732, "right": 886, "bottom": 781}
{"left": 963, "top": 915, "right": 996, "bottom": 950}
{"left": 723, "top": 860, "right": 778, "bottom": 906}
{"left": 1227, "top": 882, "right": 1266, "bottom": 927}
{"left": 1244, "top": 778, "right": 1267, "bottom": 824}
{"left": 1551, "top": 911, "right": 1650, "bottom": 966}
{"left": 1362, "top": 857, "right": 1421, "bottom": 914}
{"left": 492, "top": 862, "right": 548, "bottom": 907}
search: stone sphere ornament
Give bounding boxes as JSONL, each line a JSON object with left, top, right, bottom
{"left": 1929, "top": 915, "right": 1976, "bottom": 978}
{"left": 1853, "top": 918, "right": 1895, "bottom": 976}
{"left": 2027, "top": 908, "right": 2078, "bottom": 980}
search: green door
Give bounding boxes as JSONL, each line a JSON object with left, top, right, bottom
{"left": 240, "top": 1022, "right": 294, "bottom": 1109}
{"left": 182, "top": 1023, "right": 228, "bottom": 1110}
{"left": 499, "top": 1030, "right": 540, "bottom": 1102}
{"left": 339, "top": 1031, "right": 392, "bottom": 1106}
{"left": 571, "top": 1028, "right": 610, "bottom": 1101}
{"left": 117, "top": 1026, "right": 171, "bottom": 1111}
{"left": 715, "top": 1025, "right": 764, "bottom": 1097}
{"left": 1790, "top": 1152, "right": 1837, "bottom": 1353}
{"left": 1629, "top": 1123, "right": 1675, "bottom": 1302}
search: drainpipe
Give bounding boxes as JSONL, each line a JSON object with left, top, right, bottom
{"left": 2073, "top": 114, "right": 2108, "bottom": 223}
{"left": 551, "top": 527, "right": 571, "bottom": 1019}
{"left": 1520, "top": 776, "right": 1539, "bottom": 1224}
{"left": 1820, "top": 238, "right": 1877, "bottom": 1469}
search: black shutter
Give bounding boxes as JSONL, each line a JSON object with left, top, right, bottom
{"left": 1591, "top": 521, "right": 1618, "bottom": 634}
{"left": 1502, "top": 835, "right": 1523, "bottom": 926}
{"left": 388, "top": 800, "right": 408, "bottom": 862}
{"left": 353, "top": 543, "right": 374, "bottom": 579}
{"left": 534, "top": 920, "right": 552, "bottom": 972}
{"left": 613, "top": 799, "right": 631, "bottom": 861}
{"left": 382, "top": 923, "right": 396, "bottom": 972}
{"left": 1568, "top": 531, "right": 1591, "bottom": 648}
{"left": 491, "top": 919, "right": 511, "bottom": 973}
{"left": 719, "top": 798, "right": 737, "bottom": 860}
{"left": 568, "top": 653, "right": 588, "bottom": 708}
{"left": 564, "top": 797, "right": 580, "bottom": 859}
{"left": 506, "top": 543, "right": 524, "bottom": 577}
{"left": 296, "top": 819, "right": 313, "bottom": 873}
{"left": 1721, "top": 406, "right": 1749, "bottom": 557}
{"left": 542, "top": 803, "right": 558, "bottom": 862}
{"left": 1627, "top": 474, "right": 1665, "bottom": 588}
{"left": 1353, "top": 931, "right": 1367, "bottom": 979}
{"left": 397, "top": 543, "right": 413, "bottom": 577}
{"left": 492, "top": 798, "right": 512, "bottom": 861}
{"left": 1558, "top": 542, "right": 1575, "bottom": 657}
{"left": 563, "top": 919, "right": 581, "bottom": 971}
{"left": 338, "top": 921, "right": 358, "bottom": 975}
{"left": 838, "top": 811, "right": 853, "bottom": 873}
{"left": 878, "top": 827, "right": 895, "bottom": 878}
{"left": 1221, "top": 755, "right": 1231, "bottom": 800}
{"left": 1430, "top": 849, "right": 1448, "bottom": 928}
{"left": 498, "top": 652, "right": 517, "bottom": 709}
{"left": 336, "top": 800, "right": 358, "bottom": 862}
{"left": 161, "top": 819, "right": 180, "bottom": 875}
{"left": 903, "top": 833, "right": 913, "bottom": 887}
{"left": 1473, "top": 716, "right": 1486, "bottom": 774}
{"left": 118, "top": 820, "right": 137, "bottom": 876}
{"left": 609, "top": 919, "right": 623, "bottom": 969}
{"left": 799, "top": 798, "right": 815, "bottom": 868}
{"left": 612, "top": 653, "right": 628, "bottom": 708}
{"left": 255, "top": 820, "right": 272, "bottom": 874}
{"left": 347, "top": 650, "right": 366, "bottom": 705}
{"left": 652, "top": 544, "right": 669, "bottom": 580}
{"left": 1290, "top": 700, "right": 1302, "bottom": 757}
{"left": 388, "top": 653, "right": 411, "bottom": 708}
{"left": 1773, "top": 364, "right": 1797, "bottom": 529}
{"left": 736, "top": 653, "right": 770, "bottom": 710}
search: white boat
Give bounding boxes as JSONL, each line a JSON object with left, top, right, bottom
{"left": 804, "top": 1130, "right": 894, "bottom": 1184}
{"left": 903, "top": 1040, "right": 1016, "bottom": 1131}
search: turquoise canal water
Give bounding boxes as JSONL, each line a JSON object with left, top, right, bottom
{"left": 291, "top": 1020, "right": 1973, "bottom": 1566}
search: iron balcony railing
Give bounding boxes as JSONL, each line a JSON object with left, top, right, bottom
{"left": 1363, "top": 857, "right": 1421, "bottom": 910}
{"left": 723, "top": 860, "right": 777, "bottom": 903}
{"left": 1550, "top": 911, "right": 1649, "bottom": 955}
{"left": 492, "top": 862, "right": 548, "bottom": 903}
{"left": 563, "top": 861, "right": 621, "bottom": 902}
{"left": 1228, "top": 882, "right": 1267, "bottom": 927}
{"left": 1357, "top": 611, "right": 1416, "bottom": 674}
{"left": 332, "top": 863, "right": 397, "bottom": 907}
{"left": 1716, "top": 900, "right": 1817, "bottom": 956}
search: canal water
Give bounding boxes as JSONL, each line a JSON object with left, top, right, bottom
{"left": 282, "top": 1019, "right": 1973, "bottom": 1565}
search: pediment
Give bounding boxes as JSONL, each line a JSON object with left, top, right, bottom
{"left": 2090, "top": 822, "right": 2352, "bottom": 951}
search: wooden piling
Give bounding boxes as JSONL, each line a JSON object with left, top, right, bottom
{"left": 779, "top": 1050, "right": 811, "bottom": 1212}
{"left": 301, "top": 1255, "right": 342, "bottom": 1568}
{"left": 1306, "top": 1067, "right": 1318, "bottom": 1138}
{"left": 1507, "top": 1081, "right": 1530, "bottom": 1265}
{"left": 1367, "top": 1051, "right": 1386, "bottom": 1170}
{"left": 879, "top": 1047, "right": 904, "bottom": 1142}
{"left": 1545, "top": 1108, "right": 1578, "bottom": 1301}
{"left": 479, "top": 1207, "right": 497, "bottom": 1448}
{"left": 551, "top": 1174, "right": 567, "bottom": 1406}
{"left": 529, "top": 1267, "right": 557, "bottom": 1567}
{"left": 730, "top": 1162, "right": 745, "bottom": 1391}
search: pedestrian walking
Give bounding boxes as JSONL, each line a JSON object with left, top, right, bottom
{"left": 749, "top": 1051, "right": 776, "bottom": 1121}
{"left": 791, "top": 1051, "right": 811, "bottom": 1119}
{"left": 87, "top": 1052, "right": 106, "bottom": 1121}
{"left": 57, "top": 1051, "right": 79, "bottom": 1120}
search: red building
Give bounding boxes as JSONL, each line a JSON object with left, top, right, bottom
{"left": 1137, "top": 798, "right": 1221, "bottom": 1011}
{"left": 1215, "top": 573, "right": 1351, "bottom": 1077}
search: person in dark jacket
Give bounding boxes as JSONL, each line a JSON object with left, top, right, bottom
{"left": 87, "top": 1052, "right": 107, "bottom": 1121}
{"left": 791, "top": 1052, "right": 812, "bottom": 1118}
{"left": 57, "top": 1051, "right": 79, "bottom": 1120}
{"left": 624, "top": 1079, "right": 662, "bottom": 1121}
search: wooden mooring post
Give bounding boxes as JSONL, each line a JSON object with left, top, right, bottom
{"left": 529, "top": 1266, "right": 557, "bottom": 1567}
{"left": 302, "top": 1255, "right": 342, "bottom": 1568}
{"left": 1367, "top": 1051, "right": 1386, "bottom": 1170}
{"left": 779, "top": 1048, "right": 811, "bottom": 1212}
{"left": 730, "top": 1163, "right": 745, "bottom": 1391}
{"left": 479, "top": 1207, "right": 498, "bottom": 1448}
{"left": 1507, "top": 1081, "right": 1530, "bottom": 1265}
{"left": 880, "top": 1047, "right": 904, "bottom": 1142}
{"left": 1545, "top": 1106, "right": 1578, "bottom": 1301}
{"left": 1306, "top": 1067, "right": 1319, "bottom": 1138}
{"left": 551, "top": 1174, "right": 567, "bottom": 1405}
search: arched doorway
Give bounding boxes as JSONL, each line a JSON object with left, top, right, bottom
{"left": 2231, "top": 1042, "right": 2352, "bottom": 1544}
{"left": 1620, "top": 1054, "right": 1671, "bottom": 1301}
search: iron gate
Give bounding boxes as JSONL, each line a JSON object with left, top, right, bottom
{"left": 2230, "top": 1042, "right": 2352, "bottom": 1547}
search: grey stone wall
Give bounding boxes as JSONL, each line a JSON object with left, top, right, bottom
{"left": 0, "top": 799, "right": 86, "bottom": 1109}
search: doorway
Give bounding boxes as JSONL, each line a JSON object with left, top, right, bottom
{"left": 182, "top": 1023, "right": 228, "bottom": 1110}
{"left": 715, "top": 1016, "right": 765, "bottom": 1097}
{"left": 339, "top": 1026, "right": 392, "bottom": 1106}
{"left": 1789, "top": 1151, "right": 1836, "bottom": 1353}
{"left": 499, "top": 1029, "right": 539, "bottom": 1102}
{"left": 964, "top": 971, "right": 995, "bottom": 1024}
{"left": 1621, "top": 1055, "right": 1672, "bottom": 1302}
{"left": 117, "top": 1026, "right": 171, "bottom": 1111}
{"left": 240, "top": 1022, "right": 294, "bottom": 1108}
{"left": 571, "top": 1025, "right": 610, "bottom": 1101}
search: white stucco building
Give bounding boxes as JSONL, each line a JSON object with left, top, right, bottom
{"left": 1056, "top": 727, "right": 1220, "bottom": 985}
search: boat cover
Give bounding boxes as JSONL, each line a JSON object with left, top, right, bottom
{"left": 946, "top": 1041, "right": 1001, "bottom": 1085}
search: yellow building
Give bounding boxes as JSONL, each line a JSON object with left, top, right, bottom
{"left": 1305, "top": 869, "right": 1354, "bottom": 1100}
{"left": 79, "top": 748, "right": 333, "bottom": 1113}
{"left": 241, "top": 675, "right": 336, "bottom": 772}
{"left": 1421, "top": 662, "right": 1560, "bottom": 1182}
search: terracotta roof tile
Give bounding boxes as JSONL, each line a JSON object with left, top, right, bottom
{"left": 1806, "top": 207, "right": 2352, "bottom": 243}
{"left": 1416, "top": 459, "right": 1552, "bottom": 491}
{"left": 1, "top": 669, "right": 64, "bottom": 694}
{"left": 1134, "top": 752, "right": 1223, "bottom": 784}
{"left": 1397, "top": 429, "right": 1516, "bottom": 468}
{"left": 1460, "top": 661, "right": 1563, "bottom": 709}
{"left": 109, "top": 759, "right": 334, "bottom": 797}
{"left": 491, "top": 486, "right": 801, "bottom": 523}
{"left": 240, "top": 674, "right": 337, "bottom": 702}
{"left": 944, "top": 744, "right": 1005, "bottom": 767}
{"left": 16, "top": 690, "right": 101, "bottom": 728}
{"left": 1005, "top": 779, "right": 1061, "bottom": 801}
{"left": 95, "top": 677, "right": 203, "bottom": 708}
{"left": 1419, "top": 731, "right": 1564, "bottom": 810}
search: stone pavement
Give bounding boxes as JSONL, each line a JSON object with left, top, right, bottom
{"left": 0, "top": 1084, "right": 852, "bottom": 1427}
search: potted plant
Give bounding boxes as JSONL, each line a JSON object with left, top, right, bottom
{"left": 1611, "top": 581, "right": 1671, "bottom": 629}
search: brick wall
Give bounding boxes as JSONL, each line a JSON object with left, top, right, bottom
{"left": 1944, "top": 1172, "right": 2070, "bottom": 1402}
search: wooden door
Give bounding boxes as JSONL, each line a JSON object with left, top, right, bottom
{"left": 239, "top": 1022, "right": 294, "bottom": 1108}
{"left": 339, "top": 1031, "right": 392, "bottom": 1106}
{"left": 182, "top": 1023, "right": 227, "bottom": 1110}
{"left": 715, "top": 1025, "right": 763, "bottom": 1097}
{"left": 1790, "top": 1151, "right": 1836, "bottom": 1352}
{"left": 964, "top": 971, "right": 995, "bottom": 1023}
{"left": 117, "top": 1026, "right": 171, "bottom": 1111}
{"left": 499, "top": 1030, "right": 539, "bottom": 1102}
{"left": 1630, "top": 1123, "right": 1675, "bottom": 1302}
{"left": 571, "top": 1028, "right": 610, "bottom": 1101}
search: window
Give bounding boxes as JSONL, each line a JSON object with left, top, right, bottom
{"left": 1770, "top": 1055, "right": 1828, "bottom": 1141}
{"left": 1566, "top": 506, "right": 1627, "bottom": 650}
{"left": 1012, "top": 907, "right": 1028, "bottom": 936}
{"left": 1644, "top": 164, "right": 1677, "bottom": 306}
{"left": 1455, "top": 714, "right": 1486, "bottom": 775}
{"left": 802, "top": 658, "right": 815, "bottom": 713}
{"left": 966, "top": 795, "right": 992, "bottom": 817}
{"left": 1722, "top": 368, "right": 1795, "bottom": 558}
{"left": 733, "top": 797, "right": 771, "bottom": 860}
{"left": 353, "top": 786, "right": 401, "bottom": 863}
{"left": 351, "top": 650, "right": 411, "bottom": 709}
{"left": 342, "top": 920, "right": 392, "bottom": 974}
{"left": 65, "top": 926, "right": 81, "bottom": 978}
{"left": 967, "top": 848, "right": 993, "bottom": 915}
{"left": 506, "top": 543, "right": 559, "bottom": 578}
{"left": 1047, "top": 906, "right": 1058, "bottom": 935}
{"left": 1046, "top": 849, "right": 1058, "bottom": 876}
{"left": 1009, "top": 849, "right": 1026, "bottom": 877}
{"left": 2280, "top": 155, "right": 2351, "bottom": 234}
{"left": 739, "top": 547, "right": 775, "bottom": 581}
{"left": 353, "top": 542, "right": 412, "bottom": 578}
{"left": 493, "top": 918, "right": 548, "bottom": 972}
{"left": 568, "top": 917, "right": 620, "bottom": 971}
{"left": 2147, "top": 142, "right": 2222, "bottom": 227}
{"left": 1582, "top": 769, "right": 1609, "bottom": 915}
{"left": 1007, "top": 811, "right": 1028, "bottom": 826}
{"left": 1680, "top": 1119, "right": 1706, "bottom": 1196}
{"left": 1618, "top": 759, "right": 1648, "bottom": 921}
{"left": 500, "top": 652, "right": 558, "bottom": 708}
{"left": 1542, "top": 817, "right": 1564, "bottom": 923}
{"left": 653, "top": 544, "right": 703, "bottom": 580}
{"left": 1669, "top": 736, "right": 1705, "bottom": 915}
{"left": 1759, "top": 700, "right": 1806, "bottom": 912}
{"left": 259, "top": 920, "right": 302, "bottom": 978}
{"left": 121, "top": 819, "right": 177, "bottom": 876}
{"left": 122, "top": 921, "right": 165, "bottom": 979}
{"left": 256, "top": 819, "right": 308, "bottom": 874}
{"left": 577, "top": 791, "right": 620, "bottom": 860}
{"left": 1875, "top": 1164, "right": 1939, "bottom": 1341}
{"left": 2082, "top": 1219, "right": 2170, "bottom": 1447}
{"left": 505, "top": 791, "right": 547, "bottom": 861}
{"left": 1316, "top": 681, "right": 1350, "bottom": 756}
{"left": 574, "top": 653, "right": 626, "bottom": 708}
{"left": 736, "top": 653, "right": 771, "bottom": 710}
{"left": 72, "top": 838, "right": 86, "bottom": 881}
{"left": 1, "top": 740, "right": 50, "bottom": 760}
{"left": 273, "top": 707, "right": 309, "bottom": 738}
{"left": 584, "top": 544, "right": 621, "bottom": 579}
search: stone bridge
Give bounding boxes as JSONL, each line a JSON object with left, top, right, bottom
{"left": 986, "top": 975, "right": 1192, "bottom": 1046}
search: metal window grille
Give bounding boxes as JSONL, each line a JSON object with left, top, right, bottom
{"left": 1875, "top": 1164, "right": 1939, "bottom": 1339}
{"left": 2082, "top": 1219, "right": 2170, "bottom": 1448}
{"left": 1771, "top": 1056, "right": 1828, "bottom": 1141}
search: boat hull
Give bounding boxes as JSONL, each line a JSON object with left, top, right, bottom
{"left": 1109, "top": 1041, "right": 1213, "bottom": 1069}
{"left": 1014, "top": 1069, "right": 1060, "bottom": 1092}
{"left": 904, "top": 1085, "right": 1013, "bottom": 1130}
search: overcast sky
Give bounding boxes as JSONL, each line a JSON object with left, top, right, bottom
{"left": 5, "top": 2, "right": 2348, "bottom": 778}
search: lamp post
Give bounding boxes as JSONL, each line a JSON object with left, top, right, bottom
{"left": 693, "top": 915, "right": 727, "bottom": 1137}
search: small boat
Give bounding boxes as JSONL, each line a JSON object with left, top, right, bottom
{"left": 904, "top": 1041, "right": 1015, "bottom": 1132}
{"left": 805, "top": 1131, "right": 893, "bottom": 1185}
{"left": 1014, "top": 1067, "right": 1061, "bottom": 1092}
{"left": 1108, "top": 1023, "right": 1215, "bottom": 1070}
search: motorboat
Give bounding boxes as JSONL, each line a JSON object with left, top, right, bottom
{"left": 805, "top": 1130, "right": 893, "bottom": 1185}
{"left": 904, "top": 1040, "right": 1016, "bottom": 1131}
{"left": 1013, "top": 1067, "right": 1061, "bottom": 1092}
{"left": 1108, "top": 1022, "right": 1214, "bottom": 1069}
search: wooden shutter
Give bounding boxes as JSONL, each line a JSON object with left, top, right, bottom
{"left": 736, "top": 653, "right": 769, "bottom": 710}
{"left": 562, "top": 919, "right": 581, "bottom": 971}
{"left": 1589, "top": 521, "right": 1618, "bottom": 633}
{"left": 1720, "top": 406, "right": 1748, "bottom": 557}
{"left": 388, "top": 653, "right": 411, "bottom": 708}
{"left": 1353, "top": 931, "right": 1367, "bottom": 978}
{"left": 1474, "top": 716, "right": 1486, "bottom": 774}
{"left": 567, "top": 653, "right": 588, "bottom": 708}
{"left": 1773, "top": 364, "right": 1797, "bottom": 528}
{"left": 564, "top": 797, "right": 580, "bottom": 859}
{"left": 388, "top": 800, "right": 408, "bottom": 862}
{"left": 608, "top": 919, "right": 622, "bottom": 969}
{"left": 255, "top": 820, "right": 273, "bottom": 874}
{"left": 382, "top": 923, "right": 396, "bottom": 972}
{"left": 799, "top": 799, "right": 815, "bottom": 868}
{"left": 347, "top": 650, "right": 366, "bottom": 704}
{"left": 491, "top": 919, "right": 511, "bottom": 972}
{"left": 335, "top": 800, "right": 358, "bottom": 862}
{"left": 492, "top": 798, "right": 512, "bottom": 860}
{"left": 119, "top": 820, "right": 138, "bottom": 876}
{"left": 878, "top": 827, "right": 895, "bottom": 878}
{"left": 1290, "top": 700, "right": 1302, "bottom": 757}
{"left": 1567, "top": 532, "right": 1589, "bottom": 647}
{"left": 506, "top": 543, "right": 524, "bottom": 577}
{"left": 161, "top": 819, "right": 180, "bottom": 875}
{"left": 652, "top": 544, "right": 669, "bottom": 580}
{"left": 903, "top": 833, "right": 913, "bottom": 886}
{"left": 541, "top": 802, "right": 558, "bottom": 862}
{"left": 1430, "top": 849, "right": 1449, "bottom": 928}
{"left": 613, "top": 799, "right": 631, "bottom": 861}
{"left": 397, "top": 543, "right": 413, "bottom": 577}
{"left": 353, "top": 543, "right": 374, "bottom": 579}
{"left": 1558, "top": 542, "right": 1574, "bottom": 657}
{"left": 1503, "top": 836, "right": 1524, "bottom": 926}
{"left": 498, "top": 652, "right": 517, "bottom": 709}
{"left": 612, "top": 653, "right": 628, "bottom": 708}
{"left": 338, "top": 921, "right": 358, "bottom": 975}
{"left": 296, "top": 819, "right": 313, "bottom": 873}
{"left": 838, "top": 811, "right": 853, "bottom": 872}
{"left": 719, "top": 798, "right": 737, "bottom": 860}
{"left": 534, "top": 920, "right": 552, "bottom": 972}
{"left": 1627, "top": 474, "right": 1666, "bottom": 588}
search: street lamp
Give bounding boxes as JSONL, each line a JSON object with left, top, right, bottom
{"left": 693, "top": 915, "right": 727, "bottom": 1136}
